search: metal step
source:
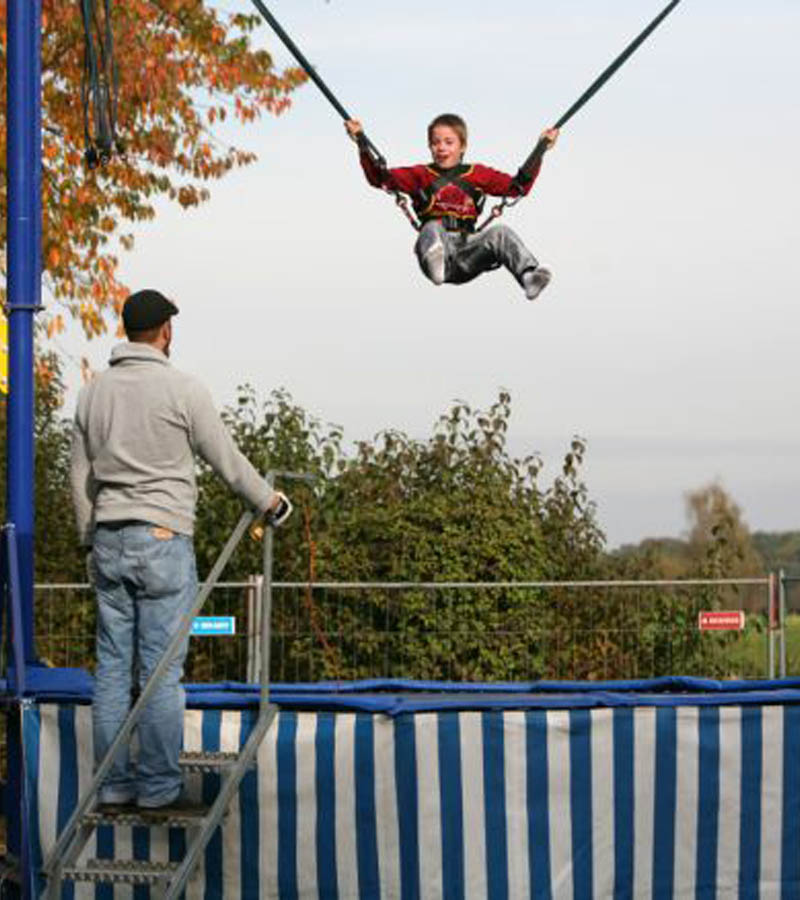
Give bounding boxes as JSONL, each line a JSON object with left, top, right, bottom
{"left": 63, "top": 858, "right": 179, "bottom": 885}
{"left": 83, "top": 807, "right": 208, "bottom": 829}
{"left": 179, "top": 750, "right": 247, "bottom": 772}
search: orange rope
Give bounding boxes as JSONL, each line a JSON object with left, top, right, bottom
{"left": 303, "top": 503, "right": 341, "bottom": 682}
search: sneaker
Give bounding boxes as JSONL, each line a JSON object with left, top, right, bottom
{"left": 138, "top": 791, "right": 208, "bottom": 819}
{"left": 521, "top": 266, "right": 552, "bottom": 301}
{"left": 422, "top": 236, "right": 446, "bottom": 285}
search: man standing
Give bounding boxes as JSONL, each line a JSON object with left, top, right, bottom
{"left": 70, "top": 289, "right": 290, "bottom": 812}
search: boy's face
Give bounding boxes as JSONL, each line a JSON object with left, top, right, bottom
{"left": 429, "top": 125, "right": 465, "bottom": 169}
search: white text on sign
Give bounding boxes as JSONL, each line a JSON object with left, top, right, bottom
{"left": 698, "top": 610, "right": 746, "bottom": 631}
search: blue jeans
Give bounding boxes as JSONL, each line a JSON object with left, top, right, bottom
{"left": 92, "top": 522, "right": 197, "bottom": 807}
{"left": 414, "top": 220, "right": 539, "bottom": 287}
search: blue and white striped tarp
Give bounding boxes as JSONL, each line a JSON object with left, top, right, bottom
{"left": 22, "top": 700, "right": 800, "bottom": 898}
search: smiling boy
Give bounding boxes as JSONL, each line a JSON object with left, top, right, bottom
{"left": 346, "top": 113, "right": 558, "bottom": 301}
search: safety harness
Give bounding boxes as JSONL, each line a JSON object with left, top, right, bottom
{"left": 415, "top": 164, "right": 486, "bottom": 233}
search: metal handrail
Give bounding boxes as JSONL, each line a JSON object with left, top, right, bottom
{"left": 162, "top": 500, "right": 279, "bottom": 899}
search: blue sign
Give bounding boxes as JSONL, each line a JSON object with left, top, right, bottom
{"left": 191, "top": 616, "right": 236, "bottom": 637}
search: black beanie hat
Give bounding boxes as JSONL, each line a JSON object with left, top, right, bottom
{"left": 122, "top": 289, "right": 179, "bottom": 332}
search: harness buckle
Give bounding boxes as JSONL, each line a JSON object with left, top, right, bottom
{"left": 438, "top": 215, "right": 475, "bottom": 234}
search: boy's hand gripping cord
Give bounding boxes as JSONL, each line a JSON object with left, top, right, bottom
{"left": 480, "top": 0, "right": 683, "bottom": 231}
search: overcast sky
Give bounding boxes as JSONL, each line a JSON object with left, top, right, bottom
{"left": 57, "top": 0, "right": 800, "bottom": 548}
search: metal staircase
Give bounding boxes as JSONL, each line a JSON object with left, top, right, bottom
{"left": 42, "top": 473, "right": 295, "bottom": 898}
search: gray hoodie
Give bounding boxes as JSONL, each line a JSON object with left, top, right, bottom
{"left": 70, "top": 342, "right": 275, "bottom": 544}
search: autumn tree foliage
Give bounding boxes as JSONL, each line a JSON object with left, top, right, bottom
{"left": 0, "top": 0, "right": 306, "bottom": 337}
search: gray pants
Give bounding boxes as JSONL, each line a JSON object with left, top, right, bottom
{"left": 414, "top": 220, "right": 538, "bottom": 286}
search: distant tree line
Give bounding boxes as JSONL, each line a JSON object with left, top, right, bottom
{"left": 752, "top": 532, "right": 800, "bottom": 576}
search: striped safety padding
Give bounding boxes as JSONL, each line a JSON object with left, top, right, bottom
{"left": 24, "top": 702, "right": 800, "bottom": 898}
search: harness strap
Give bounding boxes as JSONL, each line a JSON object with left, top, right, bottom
{"left": 416, "top": 164, "right": 485, "bottom": 220}
{"left": 422, "top": 215, "right": 475, "bottom": 234}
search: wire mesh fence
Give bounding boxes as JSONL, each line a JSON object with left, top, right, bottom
{"left": 268, "top": 579, "right": 773, "bottom": 682}
{"left": 31, "top": 577, "right": 774, "bottom": 683}
{"left": 781, "top": 573, "right": 800, "bottom": 676}
{"left": 32, "top": 582, "right": 260, "bottom": 683}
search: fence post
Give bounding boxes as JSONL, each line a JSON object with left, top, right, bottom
{"left": 246, "top": 575, "right": 254, "bottom": 682}
{"left": 768, "top": 573, "right": 777, "bottom": 680}
{"left": 779, "top": 570, "right": 787, "bottom": 678}
{"left": 246, "top": 575, "right": 264, "bottom": 683}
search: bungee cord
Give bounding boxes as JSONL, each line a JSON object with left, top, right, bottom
{"left": 78, "top": 0, "right": 123, "bottom": 168}
{"left": 247, "top": 0, "right": 420, "bottom": 227}
{"left": 480, "top": 0, "right": 683, "bottom": 230}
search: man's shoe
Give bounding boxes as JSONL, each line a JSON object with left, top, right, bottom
{"left": 423, "top": 237, "right": 446, "bottom": 285}
{"left": 522, "top": 266, "right": 552, "bottom": 301}
{"left": 97, "top": 786, "right": 137, "bottom": 812}
{"left": 138, "top": 791, "right": 208, "bottom": 819}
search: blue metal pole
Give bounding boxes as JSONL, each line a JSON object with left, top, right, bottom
{"left": 6, "top": 0, "right": 42, "bottom": 665}
{"left": 6, "top": 6, "right": 42, "bottom": 893}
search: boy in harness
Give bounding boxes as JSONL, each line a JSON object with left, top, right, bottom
{"left": 345, "top": 113, "right": 559, "bottom": 300}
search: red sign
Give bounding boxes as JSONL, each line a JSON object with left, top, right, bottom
{"left": 698, "top": 610, "right": 746, "bottom": 631}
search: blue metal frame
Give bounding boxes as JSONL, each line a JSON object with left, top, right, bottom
{"left": 5, "top": 0, "right": 42, "bottom": 895}
{"left": 6, "top": 0, "right": 41, "bottom": 665}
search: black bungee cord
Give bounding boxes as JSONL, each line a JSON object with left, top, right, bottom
{"left": 249, "top": 0, "right": 386, "bottom": 167}
{"left": 79, "top": 0, "right": 123, "bottom": 169}
{"left": 486, "top": 0, "right": 684, "bottom": 228}
{"left": 247, "top": 0, "right": 424, "bottom": 228}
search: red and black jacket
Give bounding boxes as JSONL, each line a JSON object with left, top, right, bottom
{"left": 359, "top": 151, "right": 542, "bottom": 230}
